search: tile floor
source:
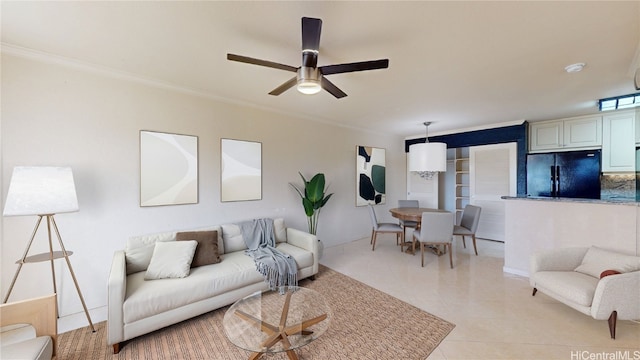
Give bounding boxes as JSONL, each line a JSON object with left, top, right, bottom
{"left": 319, "top": 235, "right": 640, "bottom": 360}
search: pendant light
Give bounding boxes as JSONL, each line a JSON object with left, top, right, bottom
{"left": 409, "top": 122, "right": 447, "bottom": 180}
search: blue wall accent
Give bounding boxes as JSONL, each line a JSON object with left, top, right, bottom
{"left": 405, "top": 122, "right": 528, "bottom": 195}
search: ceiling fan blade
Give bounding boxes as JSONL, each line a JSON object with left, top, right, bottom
{"left": 268, "top": 76, "right": 298, "bottom": 96}
{"left": 302, "top": 17, "right": 322, "bottom": 51}
{"left": 227, "top": 53, "right": 298, "bottom": 72}
{"left": 321, "top": 77, "right": 347, "bottom": 99}
{"left": 320, "top": 59, "right": 389, "bottom": 76}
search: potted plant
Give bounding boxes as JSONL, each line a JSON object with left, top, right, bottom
{"left": 290, "top": 172, "right": 333, "bottom": 236}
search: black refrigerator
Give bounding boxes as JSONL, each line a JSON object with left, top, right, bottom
{"left": 526, "top": 150, "right": 601, "bottom": 199}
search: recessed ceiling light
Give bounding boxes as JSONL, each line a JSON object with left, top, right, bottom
{"left": 565, "top": 63, "right": 586, "bottom": 73}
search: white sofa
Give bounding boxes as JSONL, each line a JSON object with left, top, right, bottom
{"left": 530, "top": 246, "right": 640, "bottom": 339}
{"left": 0, "top": 294, "right": 57, "bottom": 360}
{"left": 107, "top": 218, "right": 318, "bottom": 353}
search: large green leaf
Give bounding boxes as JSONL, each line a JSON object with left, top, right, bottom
{"left": 320, "top": 193, "right": 333, "bottom": 207}
{"left": 306, "top": 173, "right": 325, "bottom": 203}
{"left": 302, "top": 198, "right": 314, "bottom": 217}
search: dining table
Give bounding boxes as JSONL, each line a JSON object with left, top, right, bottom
{"left": 389, "top": 207, "right": 448, "bottom": 223}
{"left": 389, "top": 207, "right": 449, "bottom": 255}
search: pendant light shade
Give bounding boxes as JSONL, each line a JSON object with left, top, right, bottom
{"left": 408, "top": 122, "right": 447, "bottom": 179}
{"left": 409, "top": 142, "right": 447, "bottom": 172}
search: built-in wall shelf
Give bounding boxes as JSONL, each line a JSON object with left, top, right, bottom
{"left": 454, "top": 148, "right": 470, "bottom": 223}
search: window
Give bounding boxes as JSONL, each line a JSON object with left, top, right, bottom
{"left": 598, "top": 93, "right": 640, "bottom": 111}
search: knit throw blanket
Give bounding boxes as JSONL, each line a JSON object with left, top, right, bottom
{"left": 240, "top": 218, "right": 298, "bottom": 290}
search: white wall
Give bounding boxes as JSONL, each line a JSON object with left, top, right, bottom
{"left": 0, "top": 53, "right": 405, "bottom": 330}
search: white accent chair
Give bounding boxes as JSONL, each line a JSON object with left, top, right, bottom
{"left": 0, "top": 294, "right": 56, "bottom": 360}
{"left": 530, "top": 246, "right": 640, "bottom": 339}
{"left": 413, "top": 212, "right": 455, "bottom": 268}
{"left": 453, "top": 204, "right": 481, "bottom": 256}
{"left": 367, "top": 204, "right": 405, "bottom": 251}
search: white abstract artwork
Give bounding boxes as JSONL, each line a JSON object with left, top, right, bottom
{"left": 140, "top": 131, "right": 198, "bottom": 206}
{"left": 221, "top": 139, "right": 262, "bottom": 202}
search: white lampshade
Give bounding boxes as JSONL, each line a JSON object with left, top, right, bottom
{"left": 409, "top": 142, "right": 447, "bottom": 172}
{"left": 3, "top": 166, "right": 79, "bottom": 216}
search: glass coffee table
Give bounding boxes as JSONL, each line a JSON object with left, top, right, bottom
{"left": 223, "top": 286, "right": 330, "bottom": 360}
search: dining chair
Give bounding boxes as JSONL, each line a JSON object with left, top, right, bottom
{"left": 453, "top": 204, "right": 481, "bottom": 256}
{"left": 412, "top": 211, "right": 455, "bottom": 268}
{"left": 367, "top": 204, "right": 405, "bottom": 251}
{"left": 397, "top": 199, "right": 419, "bottom": 232}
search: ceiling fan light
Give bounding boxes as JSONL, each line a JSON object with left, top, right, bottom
{"left": 297, "top": 79, "right": 322, "bottom": 95}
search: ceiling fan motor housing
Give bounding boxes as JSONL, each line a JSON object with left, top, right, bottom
{"left": 298, "top": 66, "right": 321, "bottom": 83}
{"left": 302, "top": 50, "right": 319, "bottom": 68}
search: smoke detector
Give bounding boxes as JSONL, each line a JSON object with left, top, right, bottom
{"left": 564, "top": 63, "right": 586, "bottom": 73}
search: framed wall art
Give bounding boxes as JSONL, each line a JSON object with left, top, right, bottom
{"left": 356, "top": 145, "right": 386, "bottom": 206}
{"left": 221, "top": 138, "right": 262, "bottom": 202}
{"left": 140, "top": 130, "right": 198, "bottom": 207}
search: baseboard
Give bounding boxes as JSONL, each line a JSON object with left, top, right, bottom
{"left": 503, "top": 266, "right": 529, "bottom": 278}
{"left": 58, "top": 306, "right": 107, "bottom": 334}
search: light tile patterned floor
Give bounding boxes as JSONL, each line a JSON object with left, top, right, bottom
{"left": 320, "top": 236, "right": 640, "bottom": 360}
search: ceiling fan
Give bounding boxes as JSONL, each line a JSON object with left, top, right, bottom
{"left": 227, "top": 17, "right": 389, "bottom": 99}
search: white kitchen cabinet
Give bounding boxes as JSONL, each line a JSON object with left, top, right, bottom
{"left": 529, "top": 121, "right": 563, "bottom": 151}
{"left": 564, "top": 116, "right": 602, "bottom": 148}
{"left": 529, "top": 116, "right": 601, "bottom": 152}
{"left": 602, "top": 110, "right": 635, "bottom": 172}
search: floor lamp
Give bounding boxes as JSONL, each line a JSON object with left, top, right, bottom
{"left": 3, "top": 166, "right": 95, "bottom": 332}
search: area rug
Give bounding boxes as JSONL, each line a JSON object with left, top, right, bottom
{"left": 58, "top": 265, "right": 455, "bottom": 359}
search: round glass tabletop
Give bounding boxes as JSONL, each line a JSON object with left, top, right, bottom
{"left": 222, "top": 286, "right": 331, "bottom": 358}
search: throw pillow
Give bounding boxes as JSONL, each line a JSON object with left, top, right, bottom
{"left": 145, "top": 240, "right": 197, "bottom": 280}
{"left": 221, "top": 223, "right": 248, "bottom": 253}
{"left": 176, "top": 230, "right": 221, "bottom": 267}
{"left": 125, "top": 244, "right": 156, "bottom": 275}
{"left": 274, "top": 218, "right": 287, "bottom": 243}
{"left": 125, "top": 231, "right": 175, "bottom": 275}
{"left": 600, "top": 270, "right": 621, "bottom": 279}
{"left": 574, "top": 246, "right": 640, "bottom": 278}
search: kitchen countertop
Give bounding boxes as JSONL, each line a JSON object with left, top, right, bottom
{"left": 501, "top": 195, "right": 639, "bottom": 205}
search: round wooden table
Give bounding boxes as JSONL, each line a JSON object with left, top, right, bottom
{"left": 389, "top": 207, "right": 448, "bottom": 224}
{"left": 389, "top": 207, "right": 449, "bottom": 255}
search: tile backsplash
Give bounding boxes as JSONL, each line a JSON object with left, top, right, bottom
{"left": 600, "top": 174, "right": 636, "bottom": 200}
